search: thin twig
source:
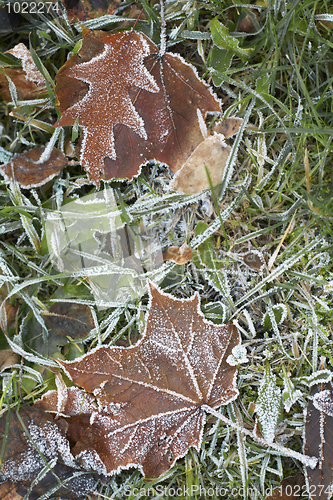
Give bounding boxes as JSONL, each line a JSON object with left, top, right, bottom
{"left": 131, "top": 6, "right": 145, "bottom": 32}
{"left": 202, "top": 405, "right": 318, "bottom": 469}
{"left": 159, "top": 0, "right": 167, "bottom": 56}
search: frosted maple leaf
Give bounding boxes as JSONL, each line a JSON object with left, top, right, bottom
{"left": 55, "top": 32, "right": 159, "bottom": 182}
{"left": 39, "top": 283, "right": 240, "bottom": 478}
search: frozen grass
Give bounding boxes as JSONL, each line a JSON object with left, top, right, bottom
{"left": 0, "top": 0, "right": 333, "bottom": 498}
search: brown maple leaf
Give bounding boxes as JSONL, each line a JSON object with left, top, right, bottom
{"left": 54, "top": 30, "right": 159, "bottom": 183}
{"left": 42, "top": 283, "right": 239, "bottom": 478}
{"left": 212, "top": 117, "right": 243, "bottom": 138}
{"left": 54, "top": 29, "right": 222, "bottom": 183}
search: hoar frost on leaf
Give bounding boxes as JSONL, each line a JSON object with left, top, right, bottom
{"left": 226, "top": 345, "right": 249, "bottom": 366}
{"left": 311, "top": 389, "right": 333, "bottom": 417}
{"left": 7, "top": 43, "right": 45, "bottom": 85}
{"left": 255, "top": 363, "right": 282, "bottom": 443}
{"left": 55, "top": 31, "right": 159, "bottom": 182}
{"left": 55, "top": 28, "right": 223, "bottom": 184}
{"left": 41, "top": 282, "right": 240, "bottom": 478}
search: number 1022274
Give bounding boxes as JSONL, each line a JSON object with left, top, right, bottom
{"left": 6, "top": 2, "right": 60, "bottom": 14}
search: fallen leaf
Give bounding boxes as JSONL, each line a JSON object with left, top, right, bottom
{"left": 163, "top": 243, "right": 192, "bottom": 264}
{"left": 37, "top": 386, "right": 98, "bottom": 445}
{"left": 0, "top": 43, "right": 46, "bottom": 101}
{"left": 238, "top": 11, "right": 258, "bottom": 33}
{"left": 0, "top": 482, "right": 22, "bottom": 500}
{"left": 264, "top": 473, "right": 305, "bottom": 500}
{"left": 55, "top": 29, "right": 222, "bottom": 183}
{"left": 0, "top": 348, "right": 19, "bottom": 371}
{"left": 170, "top": 134, "right": 230, "bottom": 194}
{"left": 0, "top": 68, "right": 42, "bottom": 102}
{"left": 0, "top": 406, "right": 99, "bottom": 499}
{"left": 212, "top": 117, "right": 243, "bottom": 138}
{"left": 304, "top": 381, "right": 333, "bottom": 499}
{"left": 44, "top": 303, "right": 94, "bottom": 339}
{"left": 55, "top": 30, "right": 159, "bottom": 183}
{"left": 47, "top": 283, "right": 240, "bottom": 478}
{"left": 62, "top": 0, "right": 120, "bottom": 23}
{"left": 241, "top": 250, "right": 265, "bottom": 271}
{"left": 7, "top": 44, "right": 45, "bottom": 86}
{"left": 228, "top": 8, "right": 259, "bottom": 34}
{"left": 21, "top": 308, "right": 88, "bottom": 358}
{"left": 0, "top": 147, "right": 67, "bottom": 187}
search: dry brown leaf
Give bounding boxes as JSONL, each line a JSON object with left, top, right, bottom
{"left": 55, "top": 30, "right": 159, "bottom": 183}
{"left": 170, "top": 134, "right": 230, "bottom": 194}
{"left": 0, "top": 69, "right": 42, "bottom": 101}
{"left": 54, "top": 29, "right": 222, "bottom": 184}
{"left": 212, "top": 117, "right": 243, "bottom": 138}
{"left": 238, "top": 10, "right": 259, "bottom": 33}
{"left": 264, "top": 473, "right": 305, "bottom": 500}
{"left": 241, "top": 250, "right": 265, "bottom": 271}
{"left": 304, "top": 380, "right": 333, "bottom": 499}
{"left": 0, "top": 147, "right": 67, "bottom": 187}
{"left": 44, "top": 303, "right": 94, "bottom": 339}
{"left": 0, "top": 348, "right": 19, "bottom": 371}
{"left": 163, "top": 243, "right": 192, "bottom": 264}
{"left": 42, "top": 283, "right": 240, "bottom": 478}
{"left": 0, "top": 482, "right": 22, "bottom": 500}
{"left": 0, "top": 406, "right": 99, "bottom": 499}
{"left": 0, "top": 43, "right": 46, "bottom": 101}
{"left": 62, "top": 0, "right": 121, "bottom": 23}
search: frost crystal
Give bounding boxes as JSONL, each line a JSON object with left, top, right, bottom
{"left": 312, "top": 389, "right": 333, "bottom": 416}
{"left": 226, "top": 345, "right": 249, "bottom": 366}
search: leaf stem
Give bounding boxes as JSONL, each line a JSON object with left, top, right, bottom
{"left": 202, "top": 405, "right": 318, "bottom": 469}
{"left": 159, "top": 0, "right": 167, "bottom": 56}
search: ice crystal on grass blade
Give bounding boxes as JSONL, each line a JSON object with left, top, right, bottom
{"left": 255, "top": 362, "right": 282, "bottom": 443}
{"left": 296, "top": 370, "right": 333, "bottom": 388}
